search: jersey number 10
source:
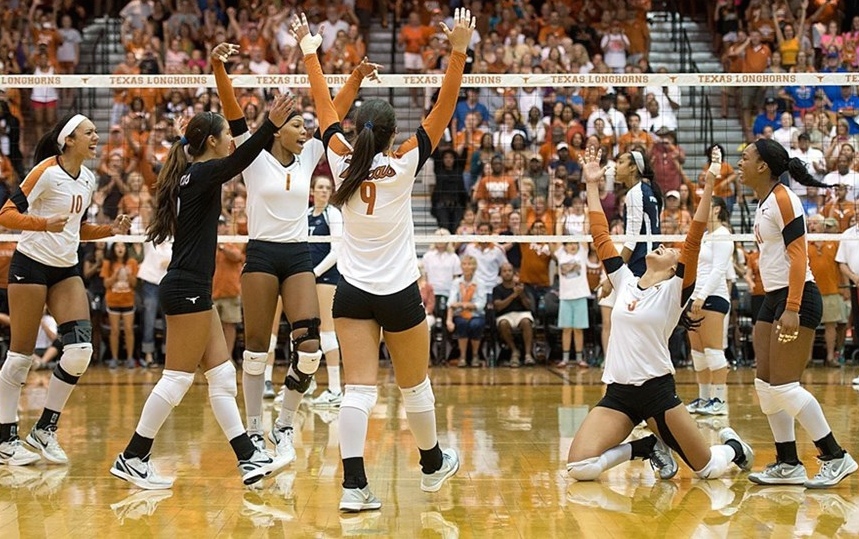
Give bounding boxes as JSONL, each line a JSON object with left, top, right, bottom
{"left": 69, "top": 194, "right": 83, "bottom": 214}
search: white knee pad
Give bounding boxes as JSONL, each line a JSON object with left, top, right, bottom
{"left": 704, "top": 348, "right": 728, "bottom": 371}
{"left": 205, "top": 361, "right": 238, "bottom": 399}
{"left": 771, "top": 382, "right": 815, "bottom": 418}
{"left": 754, "top": 378, "right": 779, "bottom": 415}
{"left": 400, "top": 377, "right": 435, "bottom": 413}
{"left": 320, "top": 331, "right": 339, "bottom": 354}
{"left": 341, "top": 385, "right": 378, "bottom": 417}
{"left": 296, "top": 349, "right": 322, "bottom": 375}
{"left": 242, "top": 350, "right": 268, "bottom": 376}
{"left": 694, "top": 445, "right": 734, "bottom": 479}
{"left": 566, "top": 456, "right": 603, "bottom": 481}
{"left": 151, "top": 369, "right": 195, "bottom": 407}
{"left": 0, "top": 352, "right": 34, "bottom": 387}
{"left": 691, "top": 350, "right": 707, "bottom": 372}
{"left": 58, "top": 342, "right": 93, "bottom": 377}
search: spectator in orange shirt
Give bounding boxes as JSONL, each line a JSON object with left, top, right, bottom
{"left": 807, "top": 215, "right": 848, "bottom": 366}
{"left": 661, "top": 190, "right": 693, "bottom": 233}
{"left": 213, "top": 217, "right": 246, "bottom": 359}
{"left": 101, "top": 242, "right": 139, "bottom": 369}
{"left": 399, "top": 12, "right": 434, "bottom": 108}
{"left": 538, "top": 11, "right": 566, "bottom": 46}
{"left": 617, "top": 112, "right": 654, "bottom": 154}
{"left": 698, "top": 143, "right": 737, "bottom": 214}
{"left": 618, "top": 4, "right": 650, "bottom": 65}
{"left": 822, "top": 183, "right": 855, "bottom": 232}
{"left": 474, "top": 155, "right": 519, "bottom": 215}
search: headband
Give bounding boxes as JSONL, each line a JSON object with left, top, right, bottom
{"left": 630, "top": 150, "right": 645, "bottom": 174}
{"left": 57, "top": 114, "right": 87, "bottom": 150}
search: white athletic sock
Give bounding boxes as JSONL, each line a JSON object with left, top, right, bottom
{"left": 327, "top": 365, "right": 341, "bottom": 393}
{"left": 242, "top": 370, "right": 265, "bottom": 434}
{"left": 275, "top": 382, "right": 303, "bottom": 429}
{"left": 264, "top": 364, "right": 273, "bottom": 384}
{"left": 205, "top": 362, "right": 245, "bottom": 441}
{"left": 711, "top": 384, "right": 727, "bottom": 402}
{"left": 698, "top": 383, "right": 711, "bottom": 401}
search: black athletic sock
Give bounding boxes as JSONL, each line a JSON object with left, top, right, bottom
{"left": 0, "top": 423, "right": 17, "bottom": 443}
{"left": 35, "top": 408, "right": 61, "bottom": 430}
{"left": 775, "top": 441, "right": 801, "bottom": 465}
{"left": 724, "top": 439, "right": 745, "bottom": 465}
{"left": 419, "top": 443, "right": 444, "bottom": 474}
{"left": 629, "top": 435, "right": 657, "bottom": 459}
{"left": 814, "top": 432, "right": 845, "bottom": 460}
{"left": 343, "top": 457, "right": 368, "bottom": 489}
{"left": 229, "top": 433, "right": 257, "bottom": 461}
{"left": 124, "top": 431, "right": 155, "bottom": 459}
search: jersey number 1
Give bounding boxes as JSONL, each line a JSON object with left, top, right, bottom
{"left": 69, "top": 195, "right": 83, "bottom": 213}
{"left": 360, "top": 181, "right": 376, "bottom": 215}
{"left": 285, "top": 173, "right": 291, "bottom": 191}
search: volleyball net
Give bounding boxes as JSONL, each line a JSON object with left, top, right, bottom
{"left": 0, "top": 72, "right": 855, "bottom": 247}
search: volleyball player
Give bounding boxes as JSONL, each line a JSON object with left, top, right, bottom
{"left": 686, "top": 196, "right": 734, "bottom": 416}
{"left": 213, "top": 45, "right": 379, "bottom": 459}
{"left": 598, "top": 150, "right": 661, "bottom": 361}
{"left": 110, "top": 51, "right": 295, "bottom": 489}
{"left": 293, "top": 9, "right": 472, "bottom": 510}
{"left": 0, "top": 114, "right": 131, "bottom": 465}
{"left": 566, "top": 146, "right": 754, "bottom": 482}
{"left": 738, "top": 139, "right": 856, "bottom": 487}
{"left": 308, "top": 175, "right": 344, "bottom": 407}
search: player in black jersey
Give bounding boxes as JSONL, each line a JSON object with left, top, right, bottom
{"left": 110, "top": 44, "right": 294, "bottom": 490}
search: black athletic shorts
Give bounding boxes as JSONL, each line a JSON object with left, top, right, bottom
{"left": 702, "top": 295, "right": 730, "bottom": 314}
{"left": 332, "top": 277, "right": 426, "bottom": 332}
{"left": 9, "top": 250, "right": 80, "bottom": 287}
{"left": 756, "top": 281, "right": 823, "bottom": 330}
{"left": 159, "top": 269, "right": 213, "bottom": 316}
{"left": 243, "top": 240, "right": 313, "bottom": 283}
{"left": 596, "top": 374, "right": 683, "bottom": 426}
{"left": 316, "top": 266, "right": 341, "bottom": 286}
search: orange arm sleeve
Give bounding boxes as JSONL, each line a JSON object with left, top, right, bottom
{"left": 80, "top": 223, "right": 113, "bottom": 241}
{"left": 304, "top": 53, "right": 339, "bottom": 133}
{"left": 0, "top": 204, "right": 47, "bottom": 231}
{"left": 213, "top": 60, "right": 243, "bottom": 121}
{"left": 420, "top": 51, "right": 466, "bottom": 150}
{"left": 332, "top": 68, "right": 363, "bottom": 121}
{"left": 588, "top": 211, "right": 619, "bottom": 262}
{"left": 679, "top": 220, "right": 706, "bottom": 291}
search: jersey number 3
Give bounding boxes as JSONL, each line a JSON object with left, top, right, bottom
{"left": 360, "top": 181, "right": 376, "bottom": 215}
{"left": 69, "top": 194, "right": 83, "bottom": 214}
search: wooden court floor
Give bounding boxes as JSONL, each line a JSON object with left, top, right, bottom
{"left": 2, "top": 365, "right": 859, "bottom": 538}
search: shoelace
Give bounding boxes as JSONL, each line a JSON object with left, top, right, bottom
{"left": 650, "top": 450, "right": 669, "bottom": 470}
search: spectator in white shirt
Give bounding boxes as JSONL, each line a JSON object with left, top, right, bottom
{"left": 790, "top": 132, "right": 827, "bottom": 196}
{"left": 586, "top": 93, "right": 628, "bottom": 139}
{"left": 773, "top": 111, "right": 801, "bottom": 152}
{"left": 824, "top": 153, "right": 859, "bottom": 201}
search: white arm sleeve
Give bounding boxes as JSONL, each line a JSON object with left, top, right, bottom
{"left": 313, "top": 206, "right": 343, "bottom": 277}
{"left": 697, "top": 232, "right": 734, "bottom": 299}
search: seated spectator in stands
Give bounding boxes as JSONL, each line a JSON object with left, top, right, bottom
{"left": 826, "top": 152, "right": 859, "bottom": 197}
{"left": 556, "top": 195, "right": 589, "bottom": 237}
{"left": 118, "top": 172, "right": 149, "bottom": 219}
{"left": 752, "top": 97, "right": 781, "bottom": 137}
{"left": 523, "top": 155, "right": 549, "bottom": 200}
{"left": 822, "top": 183, "right": 855, "bottom": 232}
{"left": 549, "top": 143, "right": 581, "bottom": 179}
{"left": 524, "top": 106, "right": 546, "bottom": 151}
{"left": 586, "top": 93, "right": 628, "bottom": 140}
{"left": 554, "top": 241, "right": 591, "bottom": 368}
{"left": 833, "top": 85, "right": 859, "bottom": 135}
{"left": 540, "top": 124, "right": 565, "bottom": 165}
{"left": 820, "top": 49, "right": 847, "bottom": 104}
{"left": 650, "top": 129, "right": 686, "bottom": 193}
{"left": 464, "top": 222, "right": 508, "bottom": 290}
{"left": 791, "top": 133, "right": 827, "bottom": 193}
{"left": 454, "top": 88, "right": 491, "bottom": 135}
{"left": 446, "top": 256, "right": 487, "bottom": 368}
{"left": 825, "top": 123, "right": 859, "bottom": 169}
{"left": 493, "top": 263, "right": 535, "bottom": 368}
{"left": 617, "top": 112, "right": 654, "bottom": 154}
{"left": 474, "top": 155, "right": 518, "bottom": 215}
{"left": 592, "top": 118, "right": 616, "bottom": 155}
{"left": 661, "top": 190, "right": 692, "bottom": 233}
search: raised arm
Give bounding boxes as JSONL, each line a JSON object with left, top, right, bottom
{"left": 293, "top": 14, "right": 339, "bottom": 134}
{"left": 582, "top": 147, "right": 621, "bottom": 266}
{"left": 332, "top": 58, "right": 382, "bottom": 121}
{"left": 678, "top": 146, "right": 717, "bottom": 302}
{"left": 211, "top": 42, "right": 246, "bottom": 132}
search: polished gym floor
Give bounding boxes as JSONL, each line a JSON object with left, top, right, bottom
{"left": 1, "top": 365, "right": 859, "bottom": 538}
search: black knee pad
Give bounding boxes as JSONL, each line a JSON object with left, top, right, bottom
{"left": 284, "top": 369, "right": 314, "bottom": 393}
{"left": 58, "top": 319, "right": 92, "bottom": 345}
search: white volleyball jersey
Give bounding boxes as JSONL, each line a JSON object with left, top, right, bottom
{"left": 234, "top": 132, "right": 325, "bottom": 242}
{"left": 325, "top": 129, "right": 433, "bottom": 295}
{"left": 754, "top": 183, "right": 813, "bottom": 310}
{"left": 0, "top": 157, "right": 97, "bottom": 267}
{"left": 692, "top": 226, "right": 733, "bottom": 301}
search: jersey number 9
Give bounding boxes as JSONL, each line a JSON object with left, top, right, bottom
{"left": 360, "top": 181, "right": 376, "bottom": 215}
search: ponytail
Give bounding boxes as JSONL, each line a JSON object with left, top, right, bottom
{"left": 331, "top": 99, "right": 396, "bottom": 207}
{"left": 146, "top": 140, "right": 187, "bottom": 244}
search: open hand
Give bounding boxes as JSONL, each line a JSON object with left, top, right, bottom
{"left": 580, "top": 146, "right": 606, "bottom": 185}
{"left": 268, "top": 93, "right": 297, "bottom": 127}
{"left": 356, "top": 57, "right": 383, "bottom": 82}
{"left": 440, "top": 8, "right": 476, "bottom": 54}
{"left": 290, "top": 13, "right": 322, "bottom": 55}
